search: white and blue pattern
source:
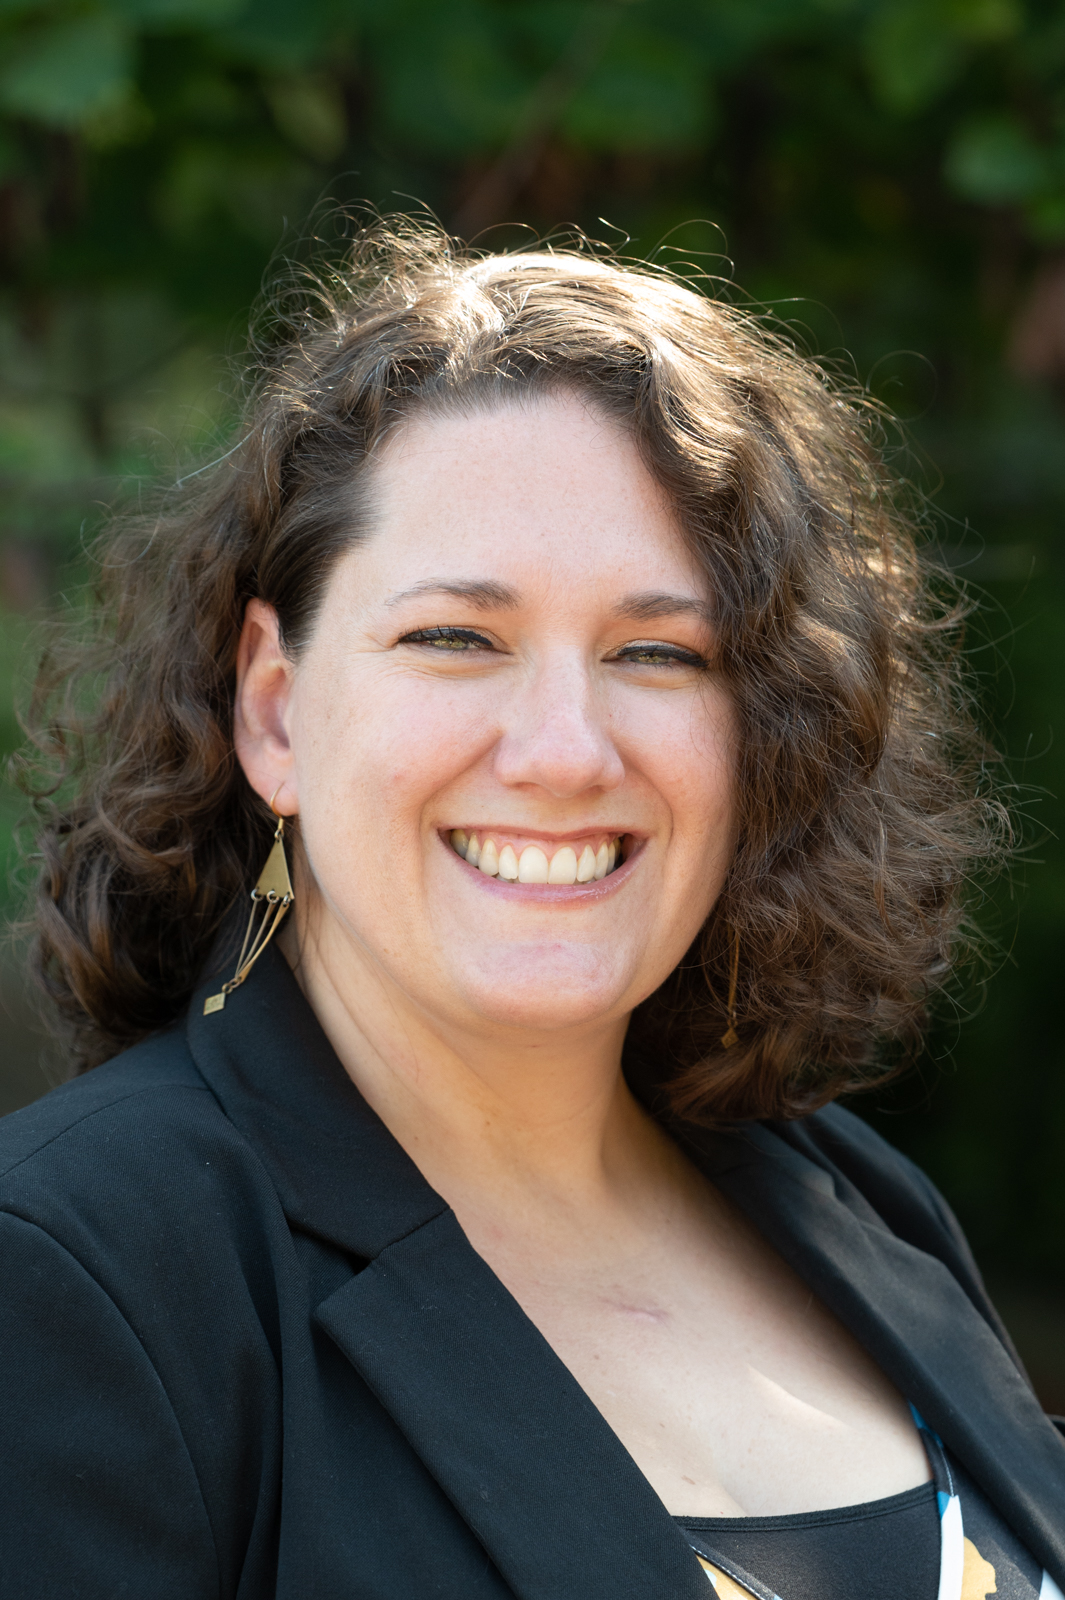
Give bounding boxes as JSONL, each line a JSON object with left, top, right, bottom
{"left": 911, "top": 1407, "right": 1061, "bottom": 1600}
{"left": 682, "top": 1406, "right": 1058, "bottom": 1599}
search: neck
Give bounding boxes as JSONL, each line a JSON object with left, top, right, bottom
{"left": 278, "top": 913, "right": 664, "bottom": 1224}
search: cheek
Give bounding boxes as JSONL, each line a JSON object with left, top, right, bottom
{"left": 625, "top": 685, "right": 737, "bottom": 846}
{"left": 290, "top": 662, "right": 495, "bottom": 844}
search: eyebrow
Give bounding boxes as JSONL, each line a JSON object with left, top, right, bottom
{"left": 385, "top": 579, "right": 520, "bottom": 610}
{"left": 386, "top": 580, "right": 709, "bottom": 623}
{"left": 611, "top": 590, "right": 712, "bottom": 624}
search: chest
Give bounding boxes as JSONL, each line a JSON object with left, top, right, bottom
{"left": 154, "top": 1194, "right": 1063, "bottom": 1600}
{"left": 466, "top": 1210, "right": 931, "bottom": 1517}
{"left": 252, "top": 1238, "right": 1050, "bottom": 1600}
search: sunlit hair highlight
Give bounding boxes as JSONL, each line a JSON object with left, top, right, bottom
{"left": 20, "top": 220, "right": 1009, "bottom": 1121}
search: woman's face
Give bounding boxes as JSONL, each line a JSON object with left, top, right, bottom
{"left": 239, "top": 392, "right": 737, "bottom": 1041}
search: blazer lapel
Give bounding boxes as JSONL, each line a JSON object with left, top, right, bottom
{"left": 315, "top": 1208, "right": 707, "bottom": 1600}
{"left": 188, "top": 951, "right": 1064, "bottom": 1590}
{"left": 187, "top": 951, "right": 707, "bottom": 1600}
{"left": 674, "top": 1119, "right": 1065, "bottom": 1587}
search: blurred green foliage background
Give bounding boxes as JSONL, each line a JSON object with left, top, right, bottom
{"left": 1, "top": 0, "right": 1063, "bottom": 1387}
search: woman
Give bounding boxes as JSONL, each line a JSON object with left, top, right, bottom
{"left": 2, "top": 226, "right": 1062, "bottom": 1600}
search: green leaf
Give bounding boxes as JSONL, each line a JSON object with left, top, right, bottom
{"left": 215, "top": 0, "right": 353, "bottom": 69}
{"left": 1027, "top": 192, "right": 1065, "bottom": 242}
{"left": 0, "top": 0, "right": 50, "bottom": 18}
{"left": 563, "top": 30, "right": 711, "bottom": 152}
{"left": 373, "top": 2, "right": 528, "bottom": 155}
{"left": 264, "top": 74, "right": 347, "bottom": 162}
{"left": 864, "top": 0, "right": 1023, "bottom": 114}
{"left": 944, "top": 113, "right": 1050, "bottom": 203}
{"left": 155, "top": 138, "right": 315, "bottom": 242}
{"left": 0, "top": 14, "right": 134, "bottom": 127}
{"left": 111, "top": 0, "right": 247, "bottom": 24}
{"left": 865, "top": 2, "right": 963, "bottom": 113}
{"left": 946, "top": 0, "right": 1022, "bottom": 45}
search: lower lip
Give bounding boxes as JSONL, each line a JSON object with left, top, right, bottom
{"left": 444, "top": 836, "right": 642, "bottom": 902}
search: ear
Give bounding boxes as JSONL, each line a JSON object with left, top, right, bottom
{"left": 233, "top": 600, "right": 299, "bottom": 815}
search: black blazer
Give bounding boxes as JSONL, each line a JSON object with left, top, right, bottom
{"left": 1, "top": 945, "right": 1063, "bottom": 1598}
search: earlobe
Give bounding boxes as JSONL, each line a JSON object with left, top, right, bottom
{"left": 233, "top": 600, "right": 299, "bottom": 813}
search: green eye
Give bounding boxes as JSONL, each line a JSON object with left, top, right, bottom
{"left": 616, "top": 643, "right": 705, "bottom": 668}
{"left": 627, "top": 648, "right": 680, "bottom": 665}
{"left": 401, "top": 627, "right": 493, "bottom": 651}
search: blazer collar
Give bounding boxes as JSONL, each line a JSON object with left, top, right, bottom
{"left": 665, "top": 1116, "right": 1065, "bottom": 1586}
{"left": 186, "top": 949, "right": 708, "bottom": 1599}
{"left": 185, "top": 949, "right": 1065, "bottom": 1593}
{"left": 187, "top": 946, "right": 445, "bottom": 1256}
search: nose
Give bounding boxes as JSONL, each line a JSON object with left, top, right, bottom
{"left": 491, "top": 652, "right": 626, "bottom": 799}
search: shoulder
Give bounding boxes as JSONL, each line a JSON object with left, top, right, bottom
{"left": 0, "top": 1026, "right": 214, "bottom": 1177}
{"left": 779, "top": 1101, "right": 1021, "bottom": 1356}
{"left": 786, "top": 1101, "right": 964, "bottom": 1242}
{"left": 0, "top": 1027, "right": 286, "bottom": 1303}
{"left": 0, "top": 1032, "right": 283, "bottom": 1592}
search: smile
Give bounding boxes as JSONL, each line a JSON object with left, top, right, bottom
{"left": 449, "top": 830, "right": 625, "bottom": 884}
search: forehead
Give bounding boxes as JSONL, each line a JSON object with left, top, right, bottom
{"left": 360, "top": 391, "right": 701, "bottom": 595}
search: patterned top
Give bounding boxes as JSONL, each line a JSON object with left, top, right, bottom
{"left": 676, "top": 1409, "right": 1063, "bottom": 1600}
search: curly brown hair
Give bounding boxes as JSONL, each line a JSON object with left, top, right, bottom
{"left": 19, "top": 221, "right": 1008, "bottom": 1120}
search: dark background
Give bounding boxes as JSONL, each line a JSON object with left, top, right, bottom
{"left": 1, "top": 0, "right": 1063, "bottom": 1400}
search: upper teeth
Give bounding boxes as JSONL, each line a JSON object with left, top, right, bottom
{"left": 450, "top": 831, "right": 622, "bottom": 883}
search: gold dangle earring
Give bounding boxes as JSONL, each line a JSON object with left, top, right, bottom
{"left": 720, "top": 926, "right": 740, "bottom": 1049}
{"left": 204, "top": 787, "right": 295, "bottom": 1016}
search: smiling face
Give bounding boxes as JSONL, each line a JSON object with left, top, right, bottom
{"left": 238, "top": 391, "right": 737, "bottom": 1046}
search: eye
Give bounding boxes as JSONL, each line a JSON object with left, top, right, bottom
{"left": 398, "top": 625, "right": 496, "bottom": 652}
{"left": 612, "top": 641, "right": 707, "bottom": 669}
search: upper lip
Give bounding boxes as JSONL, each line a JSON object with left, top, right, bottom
{"left": 443, "top": 827, "right": 637, "bottom": 840}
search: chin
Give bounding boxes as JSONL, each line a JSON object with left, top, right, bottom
{"left": 456, "top": 942, "right": 633, "bottom": 1032}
